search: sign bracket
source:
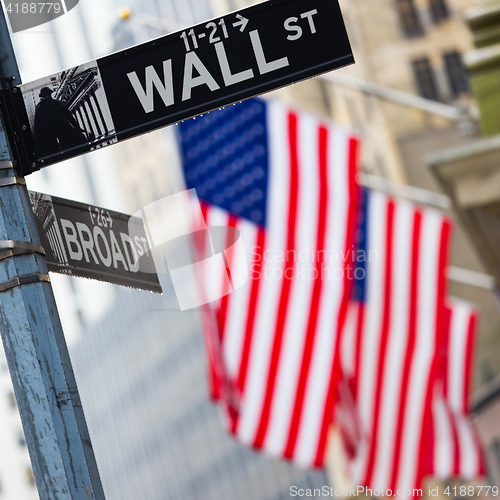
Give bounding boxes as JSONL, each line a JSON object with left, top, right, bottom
{"left": 0, "top": 240, "right": 46, "bottom": 261}
{"left": 0, "top": 85, "right": 37, "bottom": 176}
{"left": 0, "top": 175, "right": 26, "bottom": 186}
{"left": 0, "top": 272, "right": 51, "bottom": 293}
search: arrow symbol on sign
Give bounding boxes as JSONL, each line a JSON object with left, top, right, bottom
{"left": 233, "top": 14, "right": 249, "bottom": 32}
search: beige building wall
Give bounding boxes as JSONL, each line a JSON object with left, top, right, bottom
{"left": 472, "top": 378, "right": 500, "bottom": 487}
{"left": 340, "top": 0, "right": 475, "bottom": 133}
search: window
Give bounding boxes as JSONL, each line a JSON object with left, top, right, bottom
{"left": 444, "top": 51, "right": 469, "bottom": 97}
{"left": 412, "top": 57, "right": 440, "bottom": 101}
{"left": 396, "top": 0, "right": 423, "bottom": 37}
{"left": 430, "top": 0, "right": 449, "bottom": 23}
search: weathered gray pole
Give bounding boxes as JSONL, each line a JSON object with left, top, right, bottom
{"left": 0, "top": 5, "right": 106, "bottom": 500}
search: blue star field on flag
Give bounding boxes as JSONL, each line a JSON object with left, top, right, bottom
{"left": 178, "top": 98, "right": 269, "bottom": 227}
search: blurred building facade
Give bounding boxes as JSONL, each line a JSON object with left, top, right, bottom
{"left": 0, "top": 352, "right": 38, "bottom": 500}
{"left": 2, "top": 0, "right": 500, "bottom": 498}
{"left": 69, "top": 285, "right": 329, "bottom": 500}
{"left": 471, "top": 374, "right": 500, "bottom": 487}
{"left": 426, "top": 0, "right": 500, "bottom": 487}
{"left": 336, "top": 0, "right": 475, "bottom": 133}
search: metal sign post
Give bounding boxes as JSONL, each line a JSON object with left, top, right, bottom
{"left": 0, "top": 5, "right": 105, "bottom": 500}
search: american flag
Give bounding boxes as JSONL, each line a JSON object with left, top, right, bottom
{"left": 338, "top": 188, "right": 485, "bottom": 491}
{"left": 432, "top": 298, "right": 485, "bottom": 479}
{"left": 339, "top": 187, "right": 453, "bottom": 491}
{"left": 178, "top": 97, "right": 360, "bottom": 468}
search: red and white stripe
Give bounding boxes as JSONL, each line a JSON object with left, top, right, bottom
{"left": 200, "top": 99, "right": 359, "bottom": 468}
{"left": 342, "top": 191, "right": 452, "bottom": 492}
{"left": 433, "top": 298, "right": 485, "bottom": 479}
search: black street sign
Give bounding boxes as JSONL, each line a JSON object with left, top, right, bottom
{"left": 29, "top": 191, "right": 161, "bottom": 292}
{"left": 13, "top": 0, "right": 353, "bottom": 173}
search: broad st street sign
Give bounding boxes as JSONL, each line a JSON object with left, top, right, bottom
{"left": 9, "top": 0, "right": 353, "bottom": 173}
{"left": 29, "top": 191, "right": 161, "bottom": 292}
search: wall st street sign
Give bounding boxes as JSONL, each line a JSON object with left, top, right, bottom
{"left": 29, "top": 191, "right": 161, "bottom": 292}
{"left": 8, "top": 0, "right": 353, "bottom": 173}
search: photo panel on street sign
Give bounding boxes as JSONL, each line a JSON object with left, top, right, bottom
{"left": 19, "top": 0, "right": 353, "bottom": 171}
{"left": 21, "top": 61, "right": 118, "bottom": 167}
